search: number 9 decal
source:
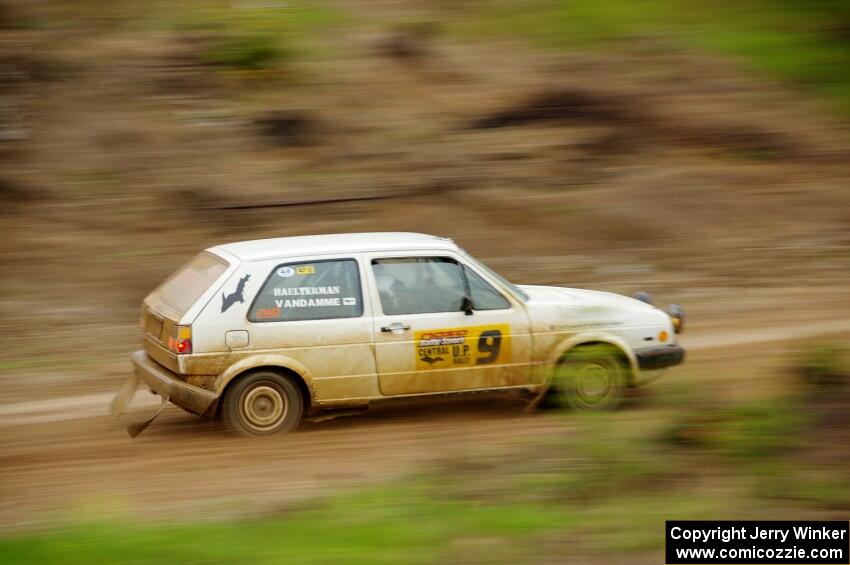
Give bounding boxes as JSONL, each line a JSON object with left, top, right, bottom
{"left": 476, "top": 330, "right": 502, "bottom": 365}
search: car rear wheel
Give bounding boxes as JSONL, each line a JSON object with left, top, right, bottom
{"left": 553, "top": 345, "right": 628, "bottom": 411}
{"left": 223, "top": 371, "right": 303, "bottom": 436}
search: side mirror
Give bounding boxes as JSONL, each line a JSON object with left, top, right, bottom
{"left": 633, "top": 291, "right": 655, "bottom": 306}
{"left": 461, "top": 296, "right": 475, "bottom": 316}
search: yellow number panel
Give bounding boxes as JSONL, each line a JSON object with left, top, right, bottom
{"left": 414, "top": 324, "right": 511, "bottom": 371}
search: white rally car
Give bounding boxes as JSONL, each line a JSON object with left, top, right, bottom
{"left": 113, "top": 233, "right": 684, "bottom": 436}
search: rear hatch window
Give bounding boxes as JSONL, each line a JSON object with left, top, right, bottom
{"left": 146, "top": 252, "right": 229, "bottom": 320}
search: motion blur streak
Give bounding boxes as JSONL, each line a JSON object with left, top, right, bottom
{"left": 0, "top": 1, "right": 848, "bottom": 563}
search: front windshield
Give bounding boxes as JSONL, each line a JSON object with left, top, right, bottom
{"left": 460, "top": 251, "right": 529, "bottom": 302}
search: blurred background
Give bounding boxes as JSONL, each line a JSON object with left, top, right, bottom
{"left": 0, "top": 0, "right": 849, "bottom": 562}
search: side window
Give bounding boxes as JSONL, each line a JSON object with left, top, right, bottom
{"left": 248, "top": 259, "right": 363, "bottom": 322}
{"left": 464, "top": 266, "right": 510, "bottom": 310}
{"left": 372, "top": 257, "right": 466, "bottom": 315}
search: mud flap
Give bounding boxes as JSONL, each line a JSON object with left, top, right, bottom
{"left": 127, "top": 394, "right": 169, "bottom": 438}
{"left": 111, "top": 375, "right": 139, "bottom": 417}
{"left": 524, "top": 385, "right": 551, "bottom": 414}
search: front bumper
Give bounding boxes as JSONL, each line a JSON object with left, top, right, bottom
{"left": 128, "top": 350, "right": 218, "bottom": 415}
{"left": 635, "top": 344, "right": 685, "bottom": 370}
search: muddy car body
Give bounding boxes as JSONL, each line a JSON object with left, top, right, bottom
{"left": 113, "top": 232, "right": 684, "bottom": 436}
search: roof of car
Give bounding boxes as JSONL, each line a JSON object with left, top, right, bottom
{"left": 209, "top": 232, "right": 459, "bottom": 262}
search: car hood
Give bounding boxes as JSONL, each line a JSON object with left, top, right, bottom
{"left": 518, "top": 285, "right": 658, "bottom": 313}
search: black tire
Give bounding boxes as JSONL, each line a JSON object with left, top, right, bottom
{"left": 223, "top": 371, "right": 304, "bottom": 436}
{"left": 552, "top": 345, "right": 628, "bottom": 411}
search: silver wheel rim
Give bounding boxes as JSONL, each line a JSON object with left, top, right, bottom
{"left": 573, "top": 361, "right": 614, "bottom": 407}
{"left": 240, "top": 383, "right": 287, "bottom": 433}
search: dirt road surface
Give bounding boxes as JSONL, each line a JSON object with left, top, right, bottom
{"left": 2, "top": 315, "right": 848, "bottom": 531}
{"left": 1, "top": 0, "right": 848, "bottom": 541}
{"left": 4, "top": 318, "right": 850, "bottom": 428}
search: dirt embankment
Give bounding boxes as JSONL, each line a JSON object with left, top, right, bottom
{"left": 0, "top": 26, "right": 847, "bottom": 338}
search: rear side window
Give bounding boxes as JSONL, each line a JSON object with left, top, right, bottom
{"left": 249, "top": 259, "right": 363, "bottom": 322}
{"left": 148, "top": 252, "right": 229, "bottom": 318}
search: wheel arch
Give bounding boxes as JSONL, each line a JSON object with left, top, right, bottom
{"left": 213, "top": 355, "right": 314, "bottom": 414}
{"left": 546, "top": 333, "right": 638, "bottom": 385}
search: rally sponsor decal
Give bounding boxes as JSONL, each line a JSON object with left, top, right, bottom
{"left": 250, "top": 259, "right": 362, "bottom": 323}
{"left": 273, "top": 286, "right": 341, "bottom": 297}
{"left": 254, "top": 307, "right": 281, "bottom": 319}
{"left": 272, "top": 285, "right": 347, "bottom": 309}
{"left": 276, "top": 264, "right": 315, "bottom": 278}
{"left": 415, "top": 324, "right": 511, "bottom": 370}
{"left": 221, "top": 274, "right": 250, "bottom": 313}
{"left": 276, "top": 297, "right": 342, "bottom": 308}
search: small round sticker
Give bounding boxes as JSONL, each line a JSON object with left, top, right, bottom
{"left": 276, "top": 266, "right": 295, "bottom": 278}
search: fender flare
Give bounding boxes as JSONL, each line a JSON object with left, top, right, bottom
{"left": 544, "top": 332, "right": 639, "bottom": 384}
{"left": 212, "top": 354, "right": 316, "bottom": 401}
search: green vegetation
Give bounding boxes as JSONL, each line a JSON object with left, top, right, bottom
{"left": 170, "top": 1, "right": 344, "bottom": 70}
{"left": 0, "top": 465, "right": 722, "bottom": 563}
{"left": 53, "top": 0, "right": 339, "bottom": 71}
{"left": 0, "top": 491, "right": 568, "bottom": 564}
{"left": 46, "top": 0, "right": 850, "bottom": 107}
{"left": 796, "top": 341, "right": 850, "bottom": 387}
{"left": 453, "top": 0, "right": 850, "bottom": 114}
{"left": 177, "top": 1, "right": 344, "bottom": 67}
{"left": 202, "top": 33, "right": 289, "bottom": 71}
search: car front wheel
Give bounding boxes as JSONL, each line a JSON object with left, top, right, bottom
{"left": 223, "top": 371, "right": 304, "bottom": 436}
{"left": 553, "top": 345, "right": 628, "bottom": 411}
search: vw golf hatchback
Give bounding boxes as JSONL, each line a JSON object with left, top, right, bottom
{"left": 112, "top": 233, "right": 684, "bottom": 436}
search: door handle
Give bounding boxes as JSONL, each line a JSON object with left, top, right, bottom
{"left": 381, "top": 323, "right": 411, "bottom": 333}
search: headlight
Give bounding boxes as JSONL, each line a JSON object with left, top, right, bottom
{"left": 667, "top": 304, "right": 685, "bottom": 334}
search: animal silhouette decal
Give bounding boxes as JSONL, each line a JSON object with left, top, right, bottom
{"left": 221, "top": 274, "right": 251, "bottom": 313}
{"left": 419, "top": 354, "right": 444, "bottom": 367}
